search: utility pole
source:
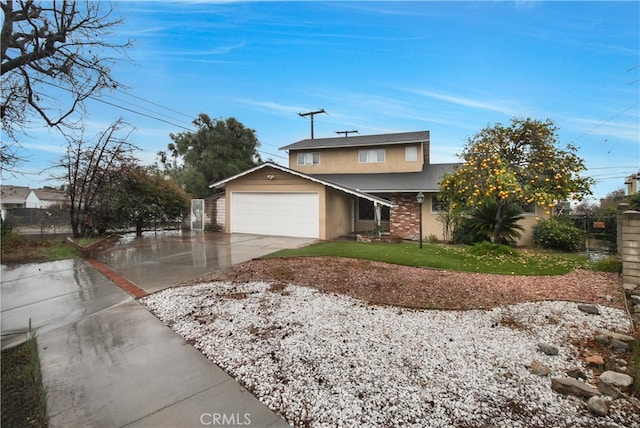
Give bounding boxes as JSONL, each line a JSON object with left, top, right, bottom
{"left": 335, "top": 130, "right": 358, "bottom": 137}
{"left": 298, "top": 109, "right": 327, "bottom": 139}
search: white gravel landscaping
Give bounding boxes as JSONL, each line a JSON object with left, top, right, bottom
{"left": 141, "top": 281, "right": 639, "bottom": 428}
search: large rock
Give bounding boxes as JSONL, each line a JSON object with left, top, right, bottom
{"left": 587, "top": 396, "right": 608, "bottom": 416}
{"left": 578, "top": 304, "right": 600, "bottom": 315}
{"left": 623, "top": 283, "right": 638, "bottom": 291}
{"left": 530, "top": 360, "right": 551, "bottom": 376}
{"left": 596, "top": 329, "right": 635, "bottom": 342}
{"left": 586, "top": 355, "right": 604, "bottom": 366}
{"left": 598, "top": 382, "right": 624, "bottom": 399}
{"left": 599, "top": 371, "right": 634, "bottom": 388}
{"left": 538, "top": 343, "right": 559, "bottom": 356}
{"left": 611, "top": 340, "right": 629, "bottom": 353}
{"left": 551, "top": 377, "right": 600, "bottom": 398}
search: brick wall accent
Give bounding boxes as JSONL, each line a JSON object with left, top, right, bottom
{"left": 423, "top": 141, "right": 429, "bottom": 165}
{"left": 617, "top": 203, "right": 640, "bottom": 289}
{"left": 390, "top": 193, "right": 421, "bottom": 240}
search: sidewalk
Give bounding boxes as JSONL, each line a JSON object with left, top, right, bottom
{"left": 1, "top": 234, "right": 294, "bottom": 427}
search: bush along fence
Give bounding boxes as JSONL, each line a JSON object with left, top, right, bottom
{"left": 617, "top": 203, "right": 640, "bottom": 329}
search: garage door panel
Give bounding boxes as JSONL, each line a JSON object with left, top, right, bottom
{"left": 231, "top": 192, "right": 319, "bottom": 238}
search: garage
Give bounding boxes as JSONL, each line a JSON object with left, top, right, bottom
{"left": 230, "top": 192, "right": 319, "bottom": 238}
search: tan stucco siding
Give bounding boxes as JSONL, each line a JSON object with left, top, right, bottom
{"left": 288, "top": 143, "right": 424, "bottom": 174}
{"left": 223, "top": 166, "right": 329, "bottom": 239}
{"left": 324, "top": 188, "right": 353, "bottom": 239}
{"left": 419, "top": 201, "right": 549, "bottom": 246}
{"left": 517, "top": 205, "right": 549, "bottom": 246}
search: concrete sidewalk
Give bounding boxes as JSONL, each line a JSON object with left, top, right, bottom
{"left": 38, "top": 298, "right": 287, "bottom": 427}
{"left": 1, "top": 232, "right": 310, "bottom": 427}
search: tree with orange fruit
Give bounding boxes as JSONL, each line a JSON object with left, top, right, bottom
{"left": 440, "top": 118, "right": 593, "bottom": 243}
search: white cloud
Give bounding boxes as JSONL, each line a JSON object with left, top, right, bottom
{"left": 402, "top": 88, "right": 518, "bottom": 116}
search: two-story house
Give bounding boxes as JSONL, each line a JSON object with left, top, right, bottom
{"left": 210, "top": 131, "right": 461, "bottom": 241}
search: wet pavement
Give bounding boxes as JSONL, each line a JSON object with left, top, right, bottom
{"left": 96, "top": 231, "right": 315, "bottom": 294}
{"left": 1, "top": 259, "right": 131, "bottom": 350}
{"left": 1, "top": 231, "right": 314, "bottom": 427}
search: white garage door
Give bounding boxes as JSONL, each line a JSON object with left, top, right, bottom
{"left": 231, "top": 192, "right": 319, "bottom": 238}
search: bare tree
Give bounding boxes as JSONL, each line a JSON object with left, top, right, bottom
{"left": 1, "top": 0, "right": 131, "bottom": 170}
{"left": 58, "top": 118, "right": 137, "bottom": 237}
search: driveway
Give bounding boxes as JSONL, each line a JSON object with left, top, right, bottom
{"left": 96, "top": 231, "right": 316, "bottom": 294}
{"left": 1, "top": 231, "right": 314, "bottom": 427}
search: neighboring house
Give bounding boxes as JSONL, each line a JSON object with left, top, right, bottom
{"left": 0, "top": 185, "right": 30, "bottom": 219}
{"left": 25, "top": 187, "right": 68, "bottom": 209}
{"left": 210, "top": 131, "right": 544, "bottom": 244}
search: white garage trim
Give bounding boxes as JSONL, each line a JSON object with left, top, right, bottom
{"left": 231, "top": 192, "right": 319, "bottom": 238}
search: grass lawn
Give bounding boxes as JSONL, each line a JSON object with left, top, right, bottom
{"left": 0, "top": 233, "right": 80, "bottom": 265}
{"left": 267, "top": 241, "right": 591, "bottom": 275}
{"left": 1, "top": 336, "right": 48, "bottom": 428}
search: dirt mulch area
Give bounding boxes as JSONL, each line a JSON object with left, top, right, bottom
{"left": 189, "top": 256, "right": 625, "bottom": 311}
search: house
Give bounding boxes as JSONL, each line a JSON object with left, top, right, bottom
{"left": 210, "top": 131, "right": 543, "bottom": 244}
{"left": 25, "top": 187, "right": 68, "bottom": 209}
{"left": 211, "top": 131, "right": 452, "bottom": 241}
{"left": 0, "top": 185, "right": 30, "bottom": 219}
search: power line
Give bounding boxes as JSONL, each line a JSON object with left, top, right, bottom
{"left": 100, "top": 93, "right": 195, "bottom": 128}
{"left": 571, "top": 100, "right": 640, "bottom": 144}
{"left": 26, "top": 76, "right": 289, "bottom": 160}
{"left": 91, "top": 97, "right": 196, "bottom": 132}
{"left": 116, "top": 91, "right": 194, "bottom": 120}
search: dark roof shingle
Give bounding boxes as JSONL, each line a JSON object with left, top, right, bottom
{"left": 280, "top": 131, "right": 430, "bottom": 151}
{"left": 312, "top": 163, "right": 460, "bottom": 193}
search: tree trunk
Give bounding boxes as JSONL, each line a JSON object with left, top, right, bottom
{"left": 492, "top": 202, "right": 506, "bottom": 243}
{"left": 69, "top": 205, "right": 81, "bottom": 238}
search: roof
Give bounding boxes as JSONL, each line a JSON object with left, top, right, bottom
{"left": 0, "top": 185, "right": 31, "bottom": 204}
{"left": 312, "top": 163, "right": 461, "bottom": 193}
{"left": 210, "top": 162, "right": 395, "bottom": 207}
{"left": 30, "top": 188, "right": 67, "bottom": 202}
{"left": 279, "top": 131, "right": 430, "bottom": 151}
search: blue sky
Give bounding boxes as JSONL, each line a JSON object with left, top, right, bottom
{"left": 3, "top": 1, "right": 639, "bottom": 202}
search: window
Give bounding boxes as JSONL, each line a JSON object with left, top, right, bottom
{"left": 431, "top": 194, "right": 447, "bottom": 213}
{"left": 297, "top": 152, "right": 320, "bottom": 165}
{"left": 358, "top": 148, "right": 385, "bottom": 163}
{"left": 405, "top": 145, "right": 418, "bottom": 162}
{"left": 358, "top": 199, "right": 390, "bottom": 221}
{"left": 517, "top": 201, "right": 536, "bottom": 215}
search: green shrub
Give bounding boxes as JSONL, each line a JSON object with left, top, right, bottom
{"left": 453, "top": 217, "right": 486, "bottom": 245}
{"left": 629, "top": 193, "right": 640, "bottom": 211}
{"left": 591, "top": 257, "right": 622, "bottom": 273}
{"left": 532, "top": 218, "right": 584, "bottom": 252}
{"left": 468, "top": 241, "right": 520, "bottom": 257}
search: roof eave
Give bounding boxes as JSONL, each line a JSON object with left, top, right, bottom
{"left": 209, "top": 163, "right": 395, "bottom": 208}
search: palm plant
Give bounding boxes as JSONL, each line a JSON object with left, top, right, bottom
{"left": 467, "top": 200, "right": 525, "bottom": 244}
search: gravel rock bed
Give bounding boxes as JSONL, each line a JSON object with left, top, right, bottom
{"left": 141, "top": 281, "right": 638, "bottom": 428}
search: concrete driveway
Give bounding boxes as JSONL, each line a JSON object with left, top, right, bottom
{"left": 96, "top": 231, "right": 316, "bottom": 294}
{"left": 1, "top": 231, "right": 314, "bottom": 427}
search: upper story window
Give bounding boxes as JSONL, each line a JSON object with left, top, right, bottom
{"left": 297, "top": 152, "right": 320, "bottom": 165}
{"left": 405, "top": 145, "right": 418, "bottom": 162}
{"left": 358, "top": 148, "right": 385, "bottom": 163}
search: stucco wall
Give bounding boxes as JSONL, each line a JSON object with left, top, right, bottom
{"left": 289, "top": 143, "right": 425, "bottom": 174}
{"left": 223, "top": 166, "right": 328, "bottom": 238}
{"left": 324, "top": 188, "right": 353, "bottom": 239}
